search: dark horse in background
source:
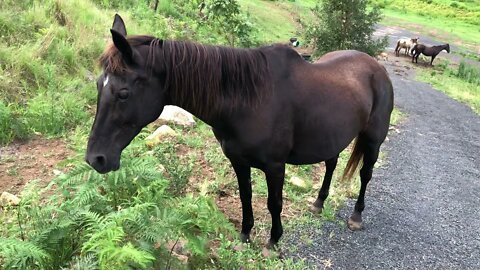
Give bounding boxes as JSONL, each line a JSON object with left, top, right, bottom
{"left": 411, "top": 43, "right": 450, "bottom": 65}
{"left": 86, "top": 14, "right": 394, "bottom": 248}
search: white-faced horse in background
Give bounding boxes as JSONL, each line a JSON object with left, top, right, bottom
{"left": 395, "top": 37, "right": 419, "bottom": 56}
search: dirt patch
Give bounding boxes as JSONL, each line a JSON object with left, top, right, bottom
{"left": 0, "top": 137, "right": 72, "bottom": 195}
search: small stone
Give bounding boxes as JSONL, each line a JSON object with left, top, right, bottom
{"left": 145, "top": 125, "right": 178, "bottom": 147}
{"left": 288, "top": 176, "right": 307, "bottom": 189}
{"left": 1, "top": 192, "right": 20, "bottom": 206}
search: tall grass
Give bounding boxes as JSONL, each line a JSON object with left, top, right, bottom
{"left": 457, "top": 61, "right": 480, "bottom": 85}
{"left": 417, "top": 61, "right": 480, "bottom": 113}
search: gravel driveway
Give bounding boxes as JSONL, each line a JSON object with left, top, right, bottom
{"left": 285, "top": 56, "right": 480, "bottom": 269}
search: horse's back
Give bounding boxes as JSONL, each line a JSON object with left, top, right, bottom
{"left": 280, "top": 50, "right": 393, "bottom": 162}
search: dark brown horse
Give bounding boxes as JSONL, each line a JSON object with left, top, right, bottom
{"left": 411, "top": 43, "right": 450, "bottom": 65}
{"left": 86, "top": 14, "right": 394, "bottom": 248}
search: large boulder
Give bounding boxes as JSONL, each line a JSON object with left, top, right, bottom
{"left": 159, "top": 106, "right": 196, "bottom": 127}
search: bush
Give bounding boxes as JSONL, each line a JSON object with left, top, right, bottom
{"left": 304, "top": 0, "right": 388, "bottom": 56}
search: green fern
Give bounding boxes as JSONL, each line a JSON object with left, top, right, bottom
{"left": 61, "top": 254, "right": 99, "bottom": 270}
{"left": 0, "top": 238, "right": 51, "bottom": 270}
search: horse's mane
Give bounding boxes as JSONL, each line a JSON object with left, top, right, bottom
{"left": 99, "top": 35, "right": 271, "bottom": 117}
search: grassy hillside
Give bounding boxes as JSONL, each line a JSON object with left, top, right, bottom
{"left": 239, "top": 0, "right": 317, "bottom": 43}
{"left": 373, "top": 0, "right": 480, "bottom": 49}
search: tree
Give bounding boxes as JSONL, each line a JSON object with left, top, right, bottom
{"left": 203, "top": 0, "right": 256, "bottom": 47}
{"left": 304, "top": 0, "right": 388, "bottom": 56}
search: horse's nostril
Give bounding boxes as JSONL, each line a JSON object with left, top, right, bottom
{"left": 95, "top": 155, "right": 107, "bottom": 166}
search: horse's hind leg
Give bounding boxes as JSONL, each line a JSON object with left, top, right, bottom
{"left": 348, "top": 74, "right": 392, "bottom": 231}
{"left": 310, "top": 155, "right": 339, "bottom": 214}
{"left": 348, "top": 138, "right": 382, "bottom": 231}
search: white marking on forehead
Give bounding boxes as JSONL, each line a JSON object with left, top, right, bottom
{"left": 103, "top": 75, "right": 109, "bottom": 87}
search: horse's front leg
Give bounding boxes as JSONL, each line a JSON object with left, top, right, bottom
{"left": 264, "top": 162, "right": 285, "bottom": 249}
{"left": 231, "top": 162, "right": 254, "bottom": 243}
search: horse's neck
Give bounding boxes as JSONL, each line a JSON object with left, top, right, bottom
{"left": 161, "top": 41, "right": 270, "bottom": 126}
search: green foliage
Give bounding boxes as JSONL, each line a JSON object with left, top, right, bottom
{"left": 0, "top": 102, "right": 28, "bottom": 144}
{"left": 203, "top": 0, "right": 258, "bottom": 47}
{"left": 371, "top": 0, "right": 480, "bottom": 26}
{"left": 0, "top": 0, "right": 261, "bottom": 145}
{"left": 304, "top": 0, "right": 388, "bottom": 56}
{"left": 417, "top": 62, "right": 480, "bottom": 114}
{"left": 457, "top": 61, "right": 480, "bottom": 85}
{"left": 0, "top": 145, "right": 235, "bottom": 269}
{"left": 153, "top": 143, "right": 193, "bottom": 195}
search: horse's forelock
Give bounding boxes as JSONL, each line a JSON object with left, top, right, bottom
{"left": 99, "top": 35, "right": 157, "bottom": 74}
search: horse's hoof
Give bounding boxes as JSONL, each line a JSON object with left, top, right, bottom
{"left": 309, "top": 204, "right": 323, "bottom": 215}
{"left": 240, "top": 233, "right": 250, "bottom": 243}
{"left": 347, "top": 217, "right": 363, "bottom": 231}
{"left": 265, "top": 239, "right": 278, "bottom": 250}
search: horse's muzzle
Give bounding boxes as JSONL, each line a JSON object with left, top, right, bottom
{"left": 85, "top": 153, "right": 120, "bottom": 174}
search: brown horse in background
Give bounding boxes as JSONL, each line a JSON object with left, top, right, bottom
{"left": 86, "top": 14, "right": 394, "bottom": 248}
{"left": 411, "top": 43, "right": 450, "bottom": 65}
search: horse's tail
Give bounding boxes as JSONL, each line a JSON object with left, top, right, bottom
{"left": 394, "top": 41, "right": 400, "bottom": 53}
{"left": 342, "top": 137, "right": 365, "bottom": 181}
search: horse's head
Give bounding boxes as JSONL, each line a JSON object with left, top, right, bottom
{"left": 86, "top": 14, "right": 167, "bottom": 173}
{"left": 445, "top": 43, "right": 450, "bottom": 53}
{"left": 411, "top": 37, "right": 419, "bottom": 44}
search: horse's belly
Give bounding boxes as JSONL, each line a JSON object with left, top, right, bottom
{"left": 286, "top": 119, "right": 362, "bottom": 165}
{"left": 286, "top": 138, "right": 352, "bottom": 165}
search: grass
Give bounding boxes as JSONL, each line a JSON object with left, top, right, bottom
{"left": 375, "top": 0, "right": 480, "bottom": 52}
{"left": 381, "top": 9, "right": 480, "bottom": 50}
{"left": 240, "top": 0, "right": 298, "bottom": 43}
{"left": 416, "top": 61, "right": 480, "bottom": 114}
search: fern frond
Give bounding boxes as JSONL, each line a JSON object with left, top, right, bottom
{"left": 0, "top": 238, "right": 50, "bottom": 270}
{"left": 61, "top": 254, "right": 99, "bottom": 270}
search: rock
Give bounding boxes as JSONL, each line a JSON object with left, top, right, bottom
{"left": 288, "top": 176, "right": 307, "bottom": 189}
{"left": 158, "top": 105, "right": 196, "bottom": 127}
{"left": 145, "top": 125, "right": 178, "bottom": 147}
{"left": 376, "top": 52, "right": 389, "bottom": 61}
{"left": 1, "top": 192, "right": 20, "bottom": 206}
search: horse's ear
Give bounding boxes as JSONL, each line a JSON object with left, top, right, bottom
{"left": 112, "top": 14, "right": 127, "bottom": 36}
{"left": 111, "top": 29, "right": 133, "bottom": 62}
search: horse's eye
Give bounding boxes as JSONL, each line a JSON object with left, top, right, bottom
{"left": 117, "top": 89, "right": 130, "bottom": 101}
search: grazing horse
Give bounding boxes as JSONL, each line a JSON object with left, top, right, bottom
{"left": 395, "top": 37, "right": 419, "bottom": 56}
{"left": 411, "top": 43, "right": 450, "bottom": 65}
{"left": 86, "top": 14, "right": 394, "bottom": 248}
